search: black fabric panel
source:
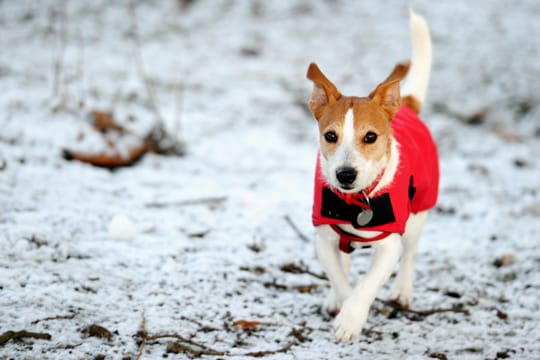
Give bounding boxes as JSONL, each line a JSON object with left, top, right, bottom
{"left": 408, "top": 176, "right": 416, "bottom": 201}
{"left": 320, "top": 187, "right": 396, "bottom": 228}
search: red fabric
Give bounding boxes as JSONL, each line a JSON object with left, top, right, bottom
{"left": 312, "top": 105, "right": 439, "bottom": 242}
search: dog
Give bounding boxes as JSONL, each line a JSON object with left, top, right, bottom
{"left": 306, "top": 9, "right": 439, "bottom": 342}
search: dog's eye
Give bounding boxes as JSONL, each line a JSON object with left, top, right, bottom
{"left": 324, "top": 131, "right": 338, "bottom": 143}
{"left": 363, "top": 132, "right": 378, "bottom": 144}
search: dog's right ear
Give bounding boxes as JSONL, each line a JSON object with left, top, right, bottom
{"left": 306, "top": 63, "right": 342, "bottom": 120}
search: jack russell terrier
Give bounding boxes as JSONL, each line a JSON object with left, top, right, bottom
{"left": 306, "top": 10, "right": 439, "bottom": 342}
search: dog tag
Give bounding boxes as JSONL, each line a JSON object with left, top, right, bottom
{"left": 356, "top": 208, "right": 373, "bottom": 226}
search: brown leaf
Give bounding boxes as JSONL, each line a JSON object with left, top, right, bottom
{"left": 89, "top": 110, "right": 125, "bottom": 133}
{"left": 465, "top": 108, "right": 487, "bottom": 125}
{"left": 87, "top": 324, "right": 113, "bottom": 340}
{"left": 496, "top": 309, "right": 508, "bottom": 320}
{"left": 493, "top": 254, "right": 516, "bottom": 268}
{"left": 232, "top": 320, "right": 262, "bottom": 331}
{"left": 62, "top": 144, "right": 148, "bottom": 169}
{"left": 294, "top": 284, "right": 319, "bottom": 293}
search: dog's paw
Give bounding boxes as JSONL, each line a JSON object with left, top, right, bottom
{"left": 390, "top": 283, "right": 413, "bottom": 309}
{"left": 332, "top": 298, "right": 368, "bottom": 342}
{"left": 323, "top": 290, "right": 342, "bottom": 316}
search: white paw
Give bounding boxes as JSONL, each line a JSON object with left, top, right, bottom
{"left": 390, "top": 282, "right": 413, "bottom": 309}
{"left": 323, "top": 290, "right": 342, "bottom": 316}
{"left": 333, "top": 298, "right": 368, "bottom": 342}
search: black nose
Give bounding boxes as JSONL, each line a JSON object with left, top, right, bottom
{"left": 336, "top": 167, "right": 357, "bottom": 185}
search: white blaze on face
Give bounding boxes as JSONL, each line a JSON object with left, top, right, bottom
{"left": 334, "top": 108, "right": 356, "bottom": 168}
{"left": 321, "top": 108, "right": 357, "bottom": 192}
{"left": 321, "top": 108, "right": 388, "bottom": 193}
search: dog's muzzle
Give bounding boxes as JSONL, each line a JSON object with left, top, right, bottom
{"left": 336, "top": 166, "right": 357, "bottom": 187}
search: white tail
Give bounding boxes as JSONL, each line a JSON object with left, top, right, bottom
{"left": 401, "top": 9, "right": 432, "bottom": 106}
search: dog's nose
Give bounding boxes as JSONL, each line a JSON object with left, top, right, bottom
{"left": 336, "top": 167, "right": 357, "bottom": 186}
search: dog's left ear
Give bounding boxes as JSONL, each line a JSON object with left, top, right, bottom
{"left": 306, "top": 63, "right": 342, "bottom": 120}
{"left": 369, "top": 62, "right": 410, "bottom": 118}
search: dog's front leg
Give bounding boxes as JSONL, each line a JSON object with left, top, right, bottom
{"left": 315, "top": 226, "right": 352, "bottom": 314}
{"left": 333, "top": 233, "right": 401, "bottom": 342}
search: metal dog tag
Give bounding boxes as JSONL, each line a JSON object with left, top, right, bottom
{"left": 357, "top": 208, "right": 373, "bottom": 226}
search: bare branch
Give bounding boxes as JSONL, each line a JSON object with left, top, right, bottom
{"left": 0, "top": 330, "right": 52, "bottom": 345}
{"left": 377, "top": 298, "right": 470, "bottom": 318}
{"left": 145, "top": 196, "right": 227, "bottom": 208}
{"left": 284, "top": 215, "right": 310, "bottom": 243}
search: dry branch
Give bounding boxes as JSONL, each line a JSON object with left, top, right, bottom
{"left": 61, "top": 1, "right": 185, "bottom": 170}
{"left": 134, "top": 313, "right": 147, "bottom": 360}
{"left": 279, "top": 262, "right": 327, "bottom": 281}
{"left": 0, "top": 330, "right": 52, "bottom": 345}
{"left": 284, "top": 215, "right": 310, "bottom": 243}
{"left": 134, "top": 312, "right": 303, "bottom": 358}
{"left": 377, "top": 298, "right": 470, "bottom": 319}
{"left": 145, "top": 196, "right": 227, "bottom": 208}
{"left": 31, "top": 313, "right": 77, "bottom": 325}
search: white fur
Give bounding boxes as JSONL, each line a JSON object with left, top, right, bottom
{"left": 316, "top": 211, "right": 428, "bottom": 342}
{"left": 401, "top": 9, "right": 432, "bottom": 104}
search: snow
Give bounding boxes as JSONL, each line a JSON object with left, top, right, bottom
{"left": 1, "top": 0, "right": 539, "bottom": 359}
{"left": 108, "top": 214, "right": 137, "bottom": 241}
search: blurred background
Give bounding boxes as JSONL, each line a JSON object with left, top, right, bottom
{"left": 1, "top": 1, "right": 539, "bottom": 358}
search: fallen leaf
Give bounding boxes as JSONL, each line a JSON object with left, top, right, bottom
{"left": 62, "top": 145, "right": 148, "bottom": 169}
{"left": 89, "top": 110, "right": 124, "bottom": 133}
{"left": 496, "top": 309, "right": 508, "bottom": 320}
{"left": 87, "top": 324, "right": 113, "bottom": 340}
{"left": 232, "top": 320, "right": 261, "bottom": 331}
{"left": 493, "top": 254, "right": 516, "bottom": 268}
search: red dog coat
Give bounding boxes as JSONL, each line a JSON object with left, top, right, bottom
{"left": 312, "top": 105, "right": 439, "bottom": 253}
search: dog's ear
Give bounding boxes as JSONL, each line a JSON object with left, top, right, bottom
{"left": 369, "top": 62, "right": 410, "bottom": 118}
{"left": 306, "top": 63, "right": 342, "bottom": 120}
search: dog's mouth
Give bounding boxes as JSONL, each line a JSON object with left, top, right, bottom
{"left": 338, "top": 183, "right": 355, "bottom": 191}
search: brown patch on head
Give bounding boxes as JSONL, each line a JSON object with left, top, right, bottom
{"left": 351, "top": 99, "right": 394, "bottom": 162}
{"left": 315, "top": 98, "right": 352, "bottom": 157}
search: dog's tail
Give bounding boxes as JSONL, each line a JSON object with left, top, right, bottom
{"left": 401, "top": 9, "right": 432, "bottom": 114}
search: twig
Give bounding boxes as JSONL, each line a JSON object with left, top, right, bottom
{"left": 145, "top": 196, "right": 227, "bottom": 208}
{"left": 47, "top": 343, "right": 82, "bottom": 351}
{"left": 361, "top": 325, "right": 385, "bottom": 342}
{"left": 127, "top": 1, "right": 185, "bottom": 157}
{"left": 284, "top": 215, "right": 310, "bottom": 243}
{"left": 135, "top": 312, "right": 146, "bottom": 360}
{"left": 75, "top": 23, "right": 85, "bottom": 109}
{"left": 135, "top": 314, "right": 303, "bottom": 358}
{"left": 241, "top": 338, "right": 298, "bottom": 357}
{"left": 279, "top": 262, "right": 327, "bottom": 281}
{"left": 179, "top": 315, "right": 220, "bottom": 332}
{"left": 50, "top": 0, "right": 68, "bottom": 111}
{"left": 140, "top": 333, "right": 225, "bottom": 357}
{"left": 377, "top": 298, "right": 470, "bottom": 318}
{"left": 0, "top": 330, "right": 52, "bottom": 345}
{"left": 129, "top": 1, "right": 164, "bottom": 125}
{"left": 140, "top": 332, "right": 299, "bottom": 358}
{"left": 31, "top": 312, "right": 77, "bottom": 325}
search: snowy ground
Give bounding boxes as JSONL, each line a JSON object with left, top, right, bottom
{"left": 1, "top": 1, "right": 540, "bottom": 359}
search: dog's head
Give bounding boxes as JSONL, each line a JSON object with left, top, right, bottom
{"left": 307, "top": 63, "right": 409, "bottom": 193}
